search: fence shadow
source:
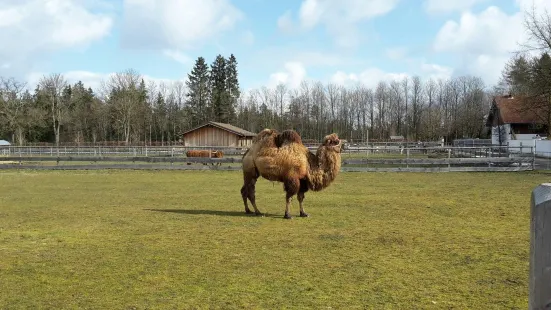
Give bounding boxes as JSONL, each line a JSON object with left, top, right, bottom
{"left": 145, "top": 208, "right": 279, "bottom": 218}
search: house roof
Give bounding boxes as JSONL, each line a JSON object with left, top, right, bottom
{"left": 486, "top": 95, "right": 548, "bottom": 126}
{"left": 182, "top": 121, "right": 256, "bottom": 137}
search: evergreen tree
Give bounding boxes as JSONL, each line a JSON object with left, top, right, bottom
{"left": 185, "top": 57, "right": 210, "bottom": 126}
{"left": 529, "top": 53, "right": 551, "bottom": 136}
{"left": 209, "top": 54, "right": 228, "bottom": 122}
{"left": 225, "top": 54, "right": 240, "bottom": 123}
{"left": 502, "top": 55, "right": 532, "bottom": 95}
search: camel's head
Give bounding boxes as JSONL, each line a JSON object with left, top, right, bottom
{"left": 322, "top": 133, "right": 342, "bottom": 153}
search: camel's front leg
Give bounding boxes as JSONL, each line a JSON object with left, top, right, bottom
{"left": 284, "top": 195, "right": 293, "bottom": 219}
{"left": 297, "top": 191, "right": 308, "bottom": 217}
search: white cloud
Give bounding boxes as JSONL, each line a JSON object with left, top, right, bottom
{"left": 26, "top": 71, "right": 110, "bottom": 93}
{"left": 27, "top": 70, "right": 187, "bottom": 95}
{"left": 268, "top": 62, "right": 307, "bottom": 89}
{"left": 0, "top": 0, "right": 113, "bottom": 78}
{"left": 251, "top": 47, "right": 367, "bottom": 70}
{"left": 330, "top": 68, "right": 409, "bottom": 89}
{"left": 277, "top": 0, "right": 399, "bottom": 47}
{"left": 163, "top": 49, "right": 192, "bottom": 65}
{"left": 121, "top": 0, "right": 243, "bottom": 50}
{"left": 433, "top": 6, "right": 525, "bottom": 55}
{"left": 431, "top": 5, "right": 532, "bottom": 85}
{"left": 420, "top": 63, "right": 454, "bottom": 81}
{"left": 423, "top": 0, "right": 490, "bottom": 14}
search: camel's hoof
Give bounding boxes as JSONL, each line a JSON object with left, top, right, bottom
{"left": 300, "top": 212, "right": 309, "bottom": 218}
{"left": 284, "top": 213, "right": 293, "bottom": 219}
{"left": 245, "top": 209, "right": 254, "bottom": 214}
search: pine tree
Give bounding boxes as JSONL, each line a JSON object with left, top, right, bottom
{"left": 209, "top": 54, "right": 228, "bottom": 122}
{"left": 529, "top": 52, "right": 551, "bottom": 136}
{"left": 186, "top": 57, "right": 210, "bottom": 126}
{"left": 225, "top": 54, "right": 240, "bottom": 123}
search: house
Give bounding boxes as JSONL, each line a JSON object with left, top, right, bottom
{"left": 181, "top": 121, "right": 256, "bottom": 147}
{"left": 485, "top": 95, "right": 548, "bottom": 145}
{"left": 390, "top": 135, "right": 405, "bottom": 142}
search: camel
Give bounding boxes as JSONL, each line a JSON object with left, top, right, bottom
{"left": 240, "top": 129, "right": 342, "bottom": 219}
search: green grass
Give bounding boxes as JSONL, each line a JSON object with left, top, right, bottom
{"left": 0, "top": 170, "right": 546, "bottom": 309}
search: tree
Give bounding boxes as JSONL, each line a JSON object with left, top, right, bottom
{"left": 103, "top": 69, "right": 143, "bottom": 144}
{"left": 39, "top": 73, "right": 69, "bottom": 146}
{"left": 520, "top": 4, "right": 551, "bottom": 54}
{"left": 501, "top": 55, "right": 532, "bottom": 94}
{"left": 209, "top": 54, "right": 228, "bottom": 122}
{"left": 225, "top": 54, "right": 240, "bottom": 123}
{"left": 186, "top": 57, "right": 210, "bottom": 126}
{"left": 70, "top": 81, "right": 95, "bottom": 144}
{"left": 411, "top": 76, "right": 424, "bottom": 141}
{"left": 0, "top": 77, "right": 28, "bottom": 145}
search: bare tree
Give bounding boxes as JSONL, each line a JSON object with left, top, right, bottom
{"left": 520, "top": 4, "right": 551, "bottom": 53}
{"left": 402, "top": 77, "right": 410, "bottom": 140}
{"left": 0, "top": 77, "right": 30, "bottom": 145}
{"left": 411, "top": 76, "right": 424, "bottom": 141}
{"left": 39, "top": 73, "right": 69, "bottom": 146}
{"left": 274, "top": 83, "right": 287, "bottom": 128}
{"left": 375, "top": 81, "right": 388, "bottom": 139}
{"left": 103, "top": 69, "right": 143, "bottom": 144}
{"left": 326, "top": 82, "right": 339, "bottom": 132}
{"left": 424, "top": 78, "right": 437, "bottom": 140}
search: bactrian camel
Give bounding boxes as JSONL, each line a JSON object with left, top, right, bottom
{"left": 240, "top": 129, "right": 342, "bottom": 219}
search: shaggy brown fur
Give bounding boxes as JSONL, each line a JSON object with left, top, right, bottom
{"left": 274, "top": 129, "right": 302, "bottom": 147}
{"left": 240, "top": 129, "right": 342, "bottom": 219}
{"left": 186, "top": 149, "right": 224, "bottom": 166}
{"left": 186, "top": 150, "right": 224, "bottom": 158}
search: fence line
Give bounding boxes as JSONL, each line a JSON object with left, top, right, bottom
{"left": 0, "top": 147, "right": 535, "bottom": 172}
{"left": 0, "top": 144, "right": 534, "bottom": 156}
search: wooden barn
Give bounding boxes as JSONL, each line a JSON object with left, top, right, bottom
{"left": 181, "top": 121, "right": 256, "bottom": 147}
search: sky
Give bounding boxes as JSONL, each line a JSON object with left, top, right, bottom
{"left": 1, "top": 0, "right": 550, "bottom": 94}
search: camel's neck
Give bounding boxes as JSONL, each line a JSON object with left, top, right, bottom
{"left": 307, "top": 147, "right": 341, "bottom": 191}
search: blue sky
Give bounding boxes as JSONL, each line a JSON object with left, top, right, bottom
{"left": 0, "top": 0, "right": 549, "bottom": 92}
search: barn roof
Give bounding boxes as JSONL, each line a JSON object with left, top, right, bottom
{"left": 486, "top": 95, "right": 548, "bottom": 126}
{"left": 182, "top": 121, "right": 256, "bottom": 137}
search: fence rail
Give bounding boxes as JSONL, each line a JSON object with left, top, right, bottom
{"left": 0, "top": 145, "right": 536, "bottom": 172}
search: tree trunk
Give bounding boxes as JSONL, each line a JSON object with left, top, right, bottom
{"left": 16, "top": 126, "right": 24, "bottom": 146}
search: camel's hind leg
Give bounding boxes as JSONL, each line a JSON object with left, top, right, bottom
{"left": 283, "top": 178, "right": 300, "bottom": 219}
{"left": 241, "top": 169, "right": 263, "bottom": 216}
{"left": 298, "top": 179, "right": 309, "bottom": 217}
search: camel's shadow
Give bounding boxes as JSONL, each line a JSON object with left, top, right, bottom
{"left": 145, "top": 208, "right": 280, "bottom": 218}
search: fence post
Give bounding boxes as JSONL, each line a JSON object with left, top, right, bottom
{"left": 533, "top": 146, "right": 536, "bottom": 170}
{"left": 448, "top": 148, "right": 451, "bottom": 171}
{"left": 530, "top": 183, "right": 551, "bottom": 309}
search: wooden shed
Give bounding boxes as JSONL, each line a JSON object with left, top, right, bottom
{"left": 181, "top": 121, "right": 256, "bottom": 147}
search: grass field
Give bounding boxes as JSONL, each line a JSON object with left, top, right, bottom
{"left": 0, "top": 170, "right": 547, "bottom": 309}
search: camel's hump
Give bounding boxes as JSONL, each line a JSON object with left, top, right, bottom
{"left": 275, "top": 130, "right": 302, "bottom": 147}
